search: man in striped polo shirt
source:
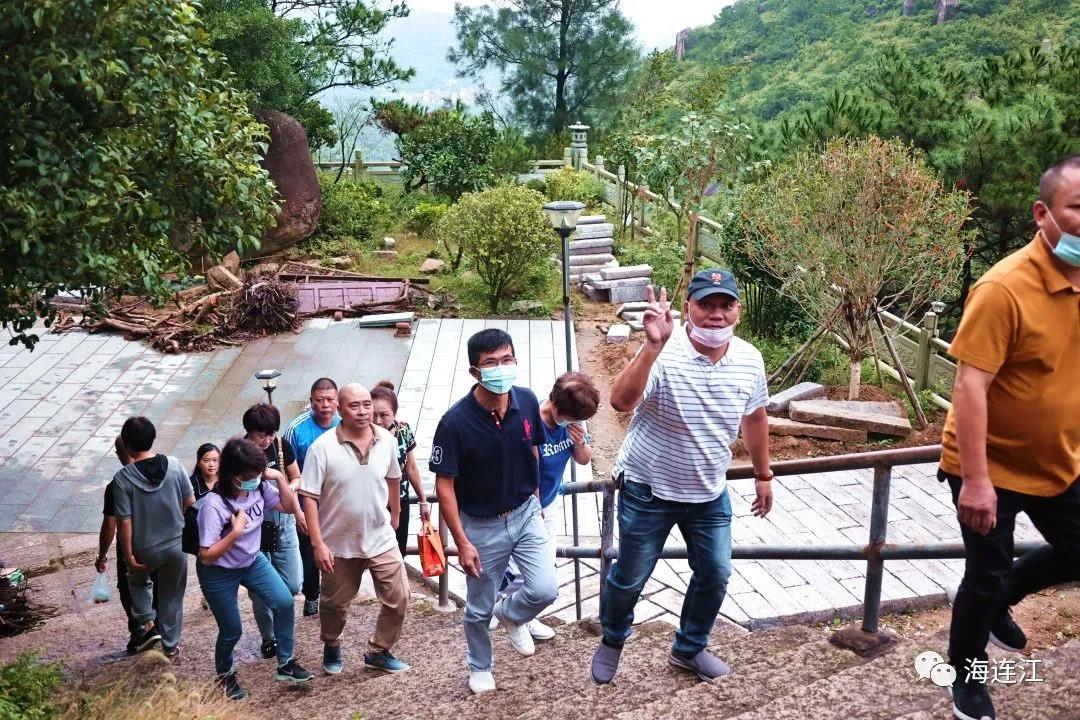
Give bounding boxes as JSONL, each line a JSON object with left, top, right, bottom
{"left": 591, "top": 270, "right": 775, "bottom": 684}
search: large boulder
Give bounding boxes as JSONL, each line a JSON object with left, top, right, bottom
{"left": 254, "top": 110, "right": 321, "bottom": 257}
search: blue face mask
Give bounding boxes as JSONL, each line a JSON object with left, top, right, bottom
{"left": 1046, "top": 210, "right": 1080, "bottom": 267}
{"left": 239, "top": 477, "right": 261, "bottom": 492}
{"left": 477, "top": 364, "right": 517, "bottom": 395}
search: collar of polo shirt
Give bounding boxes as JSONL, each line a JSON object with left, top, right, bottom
{"left": 335, "top": 424, "right": 380, "bottom": 464}
{"left": 469, "top": 383, "right": 522, "bottom": 413}
{"left": 1034, "top": 231, "right": 1079, "bottom": 294}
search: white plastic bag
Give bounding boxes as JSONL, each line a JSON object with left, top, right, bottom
{"left": 90, "top": 571, "right": 111, "bottom": 604}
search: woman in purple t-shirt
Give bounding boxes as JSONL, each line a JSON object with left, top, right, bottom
{"left": 195, "top": 438, "right": 314, "bottom": 700}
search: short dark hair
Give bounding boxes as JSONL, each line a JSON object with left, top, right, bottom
{"left": 120, "top": 417, "right": 156, "bottom": 453}
{"left": 310, "top": 377, "right": 337, "bottom": 394}
{"left": 242, "top": 403, "right": 280, "bottom": 434}
{"left": 467, "top": 329, "right": 515, "bottom": 367}
{"left": 370, "top": 380, "right": 398, "bottom": 413}
{"left": 1039, "top": 155, "right": 1080, "bottom": 205}
{"left": 550, "top": 372, "right": 601, "bottom": 421}
{"left": 215, "top": 438, "right": 267, "bottom": 501}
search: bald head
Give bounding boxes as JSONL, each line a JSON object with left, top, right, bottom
{"left": 1038, "top": 155, "right": 1080, "bottom": 207}
{"left": 338, "top": 383, "right": 373, "bottom": 429}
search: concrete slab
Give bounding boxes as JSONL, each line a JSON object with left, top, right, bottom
{"left": 768, "top": 416, "right": 867, "bottom": 442}
{"left": 766, "top": 382, "right": 827, "bottom": 415}
{"left": 606, "top": 324, "right": 632, "bottom": 343}
{"left": 572, "top": 223, "right": 614, "bottom": 239}
{"left": 568, "top": 238, "right": 614, "bottom": 253}
{"left": 599, "top": 264, "right": 652, "bottom": 281}
{"left": 568, "top": 253, "right": 617, "bottom": 267}
{"left": 790, "top": 400, "right": 913, "bottom": 437}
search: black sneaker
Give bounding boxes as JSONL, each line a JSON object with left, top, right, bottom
{"left": 950, "top": 677, "right": 995, "bottom": 720}
{"left": 989, "top": 611, "right": 1027, "bottom": 652}
{"left": 303, "top": 599, "right": 319, "bottom": 617}
{"left": 260, "top": 638, "right": 278, "bottom": 659}
{"left": 127, "top": 625, "right": 161, "bottom": 655}
{"left": 218, "top": 672, "right": 247, "bottom": 701}
{"left": 161, "top": 644, "right": 180, "bottom": 659}
{"left": 323, "top": 644, "right": 343, "bottom": 675}
{"left": 276, "top": 658, "right": 314, "bottom": 684}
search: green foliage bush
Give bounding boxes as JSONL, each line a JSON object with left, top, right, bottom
{"left": 0, "top": 654, "right": 61, "bottom": 720}
{"left": 315, "top": 173, "right": 395, "bottom": 246}
{"left": 544, "top": 168, "right": 606, "bottom": 208}
{"left": 614, "top": 213, "right": 684, "bottom": 293}
{"left": 437, "top": 184, "right": 556, "bottom": 312}
{"left": 492, "top": 127, "right": 535, "bottom": 177}
{"left": 405, "top": 202, "right": 449, "bottom": 238}
{"left": 0, "top": 0, "right": 279, "bottom": 348}
{"left": 400, "top": 110, "right": 497, "bottom": 201}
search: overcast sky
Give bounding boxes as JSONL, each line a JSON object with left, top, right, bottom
{"left": 405, "top": 0, "right": 735, "bottom": 50}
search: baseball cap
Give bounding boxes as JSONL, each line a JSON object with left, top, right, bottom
{"left": 687, "top": 269, "right": 739, "bottom": 302}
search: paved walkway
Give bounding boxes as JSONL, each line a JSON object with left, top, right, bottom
{"left": 0, "top": 318, "right": 1043, "bottom": 628}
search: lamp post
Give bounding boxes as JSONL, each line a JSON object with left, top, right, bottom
{"left": 254, "top": 369, "right": 282, "bottom": 405}
{"left": 542, "top": 200, "right": 586, "bottom": 621}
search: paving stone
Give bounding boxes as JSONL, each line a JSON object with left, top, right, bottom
{"left": 585, "top": 276, "right": 652, "bottom": 291}
{"left": 609, "top": 284, "right": 650, "bottom": 304}
{"left": 766, "top": 381, "right": 827, "bottom": 415}
{"left": 577, "top": 214, "right": 607, "bottom": 225}
{"left": 599, "top": 264, "right": 653, "bottom": 281}
{"left": 813, "top": 399, "right": 906, "bottom": 418}
{"left": 568, "top": 237, "right": 614, "bottom": 253}
{"left": 606, "top": 324, "right": 632, "bottom": 343}
{"left": 572, "top": 222, "right": 614, "bottom": 239}
{"left": 768, "top": 416, "right": 867, "bottom": 442}
{"left": 789, "top": 399, "right": 913, "bottom": 437}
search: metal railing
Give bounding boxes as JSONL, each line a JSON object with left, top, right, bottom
{"left": 408, "top": 444, "right": 1047, "bottom": 636}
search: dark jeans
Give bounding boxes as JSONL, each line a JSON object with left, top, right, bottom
{"left": 298, "top": 530, "right": 320, "bottom": 601}
{"left": 395, "top": 495, "right": 411, "bottom": 557}
{"left": 600, "top": 479, "right": 732, "bottom": 657}
{"left": 941, "top": 469, "right": 1080, "bottom": 673}
{"left": 116, "top": 555, "right": 158, "bottom": 635}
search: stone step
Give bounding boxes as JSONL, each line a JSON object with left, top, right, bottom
{"left": 789, "top": 400, "right": 913, "bottom": 437}
{"left": 768, "top": 415, "right": 867, "bottom": 442}
{"left": 817, "top": 399, "right": 906, "bottom": 419}
{"left": 569, "top": 253, "right": 617, "bottom": 267}
{"left": 572, "top": 223, "right": 615, "bottom": 239}
{"left": 600, "top": 264, "right": 653, "bottom": 281}
{"left": 584, "top": 276, "right": 652, "bottom": 291}
{"left": 766, "top": 382, "right": 827, "bottom": 415}
{"left": 616, "top": 301, "right": 649, "bottom": 316}
{"left": 614, "top": 636, "right": 864, "bottom": 720}
{"left": 578, "top": 214, "right": 607, "bottom": 225}
{"left": 569, "top": 238, "right": 614, "bottom": 253}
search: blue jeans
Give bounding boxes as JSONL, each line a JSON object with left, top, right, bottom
{"left": 197, "top": 553, "right": 295, "bottom": 676}
{"left": 600, "top": 480, "right": 733, "bottom": 657}
{"left": 461, "top": 495, "right": 558, "bottom": 672}
{"left": 251, "top": 512, "right": 302, "bottom": 643}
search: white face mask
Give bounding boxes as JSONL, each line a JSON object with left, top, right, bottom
{"left": 688, "top": 321, "right": 734, "bottom": 348}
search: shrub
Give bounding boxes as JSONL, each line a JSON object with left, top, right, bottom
{"left": 316, "top": 173, "right": 395, "bottom": 246}
{"left": 405, "top": 202, "right": 449, "bottom": 238}
{"left": 492, "top": 127, "right": 535, "bottom": 177}
{"left": 0, "top": 654, "right": 61, "bottom": 720}
{"left": 437, "top": 184, "right": 556, "bottom": 312}
{"left": 523, "top": 178, "right": 548, "bottom": 194}
{"left": 544, "top": 168, "right": 606, "bottom": 208}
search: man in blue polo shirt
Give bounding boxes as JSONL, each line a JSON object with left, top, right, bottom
{"left": 431, "top": 329, "right": 558, "bottom": 695}
{"left": 283, "top": 377, "right": 340, "bottom": 617}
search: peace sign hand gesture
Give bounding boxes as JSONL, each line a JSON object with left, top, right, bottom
{"left": 642, "top": 285, "right": 674, "bottom": 347}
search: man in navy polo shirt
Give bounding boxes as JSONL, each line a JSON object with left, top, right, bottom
{"left": 431, "top": 329, "right": 558, "bottom": 695}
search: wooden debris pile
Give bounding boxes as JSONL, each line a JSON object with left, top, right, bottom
{"left": 0, "top": 580, "right": 60, "bottom": 638}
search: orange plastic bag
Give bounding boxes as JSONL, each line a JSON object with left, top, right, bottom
{"left": 417, "top": 520, "right": 447, "bottom": 577}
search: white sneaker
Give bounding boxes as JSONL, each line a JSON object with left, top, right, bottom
{"left": 469, "top": 670, "right": 496, "bottom": 694}
{"left": 528, "top": 618, "right": 556, "bottom": 641}
{"left": 494, "top": 599, "right": 535, "bottom": 656}
{"left": 489, "top": 616, "right": 499, "bottom": 631}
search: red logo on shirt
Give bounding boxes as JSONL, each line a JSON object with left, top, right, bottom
{"left": 522, "top": 419, "right": 532, "bottom": 441}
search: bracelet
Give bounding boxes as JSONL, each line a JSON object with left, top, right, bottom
{"left": 754, "top": 472, "right": 774, "bottom": 482}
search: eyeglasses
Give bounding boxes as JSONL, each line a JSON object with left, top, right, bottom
{"left": 476, "top": 358, "right": 518, "bottom": 370}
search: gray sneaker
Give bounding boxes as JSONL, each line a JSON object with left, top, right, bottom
{"left": 669, "top": 649, "right": 732, "bottom": 681}
{"left": 591, "top": 641, "right": 623, "bottom": 684}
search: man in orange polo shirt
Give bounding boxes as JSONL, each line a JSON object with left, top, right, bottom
{"left": 939, "top": 155, "right": 1080, "bottom": 720}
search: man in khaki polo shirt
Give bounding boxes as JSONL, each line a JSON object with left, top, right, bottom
{"left": 300, "top": 383, "right": 411, "bottom": 676}
{"left": 939, "top": 155, "right": 1080, "bottom": 720}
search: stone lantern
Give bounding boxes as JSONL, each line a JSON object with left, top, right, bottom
{"left": 569, "top": 122, "right": 589, "bottom": 170}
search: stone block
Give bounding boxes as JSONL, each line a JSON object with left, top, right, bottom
{"left": 789, "top": 400, "right": 913, "bottom": 437}
{"left": 619, "top": 311, "right": 680, "bottom": 323}
{"left": 609, "top": 284, "right": 650, "bottom": 304}
{"left": 586, "top": 276, "right": 652, "bottom": 291}
{"left": 627, "top": 319, "right": 644, "bottom": 331}
{"left": 606, "top": 324, "right": 632, "bottom": 343}
{"left": 568, "top": 253, "right": 616, "bottom": 267}
{"left": 577, "top": 214, "right": 607, "bottom": 225}
{"left": 766, "top": 382, "right": 827, "bottom": 415}
{"left": 768, "top": 416, "right": 867, "bottom": 442}
{"left": 600, "top": 264, "right": 653, "bottom": 281}
{"left": 572, "top": 223, "right": 615, "bottom": 240}
{"left": 569, "top": 265, "right": 615, "bottom": 283}
{"left": 815, "top": 400, "right": 906, "bottom": 418}
{"left": 581, "top": 284, "right": 607, "bottom": 301}
{"left": 419, "top": 258, "right": 444, "bottom": 274}
{"left": 569, "top": 238, "right": 614, "bottom": 253}
{"left": 616, "top": 302, "right": 649, "bottom": 317}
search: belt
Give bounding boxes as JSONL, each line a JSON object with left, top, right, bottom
{"left": 479, "top": 508, "right": 514, "bottom": 520}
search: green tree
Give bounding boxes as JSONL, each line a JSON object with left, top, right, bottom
{"left": 449, "top": 0, "right": 640, "bottom": 133}
{"left": 742, "top": 137, "right": 970, "bottom": 399}
{"left": 437, "top": 185, "right": 555, "bottom": 312}
{"left": 201, "top": 0, "right": 413, "bottom": 148}
{"left": 0, "top": 0, "right": 279, "bottom": 349}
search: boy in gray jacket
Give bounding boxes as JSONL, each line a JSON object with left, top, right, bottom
{"left": 113, "top": 417, "right": 195, "bottom": 656}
